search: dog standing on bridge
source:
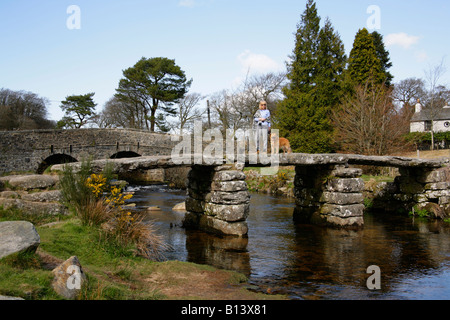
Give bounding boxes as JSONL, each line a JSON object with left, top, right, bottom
{"left": 270, "top": 133, "right": 292, "bottom": 154}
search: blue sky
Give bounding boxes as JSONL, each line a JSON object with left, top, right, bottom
{"left": 0, "top": 0, "right": 449, "bottom": 121}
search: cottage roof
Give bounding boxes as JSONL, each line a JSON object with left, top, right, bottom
{"left": 410, "top": 106, "right": 450, "bottom": 122}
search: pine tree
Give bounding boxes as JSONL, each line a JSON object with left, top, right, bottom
{"left": 276, "top": 1, "right": 346, "bottom": 153}
{"left": 346, "top": 28, "right": 386, "bottom": 85}
{"left": 287, "top": 0, "right": 320, "bottom": 92}
{"left": 371, "top": 31, "right": 393, "bottom": 86}
{"left": 315, "top": 18, "right": 347, "bottom": 114}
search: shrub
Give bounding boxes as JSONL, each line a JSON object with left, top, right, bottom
{"left": 409, "top": 205, "right": 430, "bottom": 218}
{"left": 59, "top": 160, "right": 169, "bottom": 260}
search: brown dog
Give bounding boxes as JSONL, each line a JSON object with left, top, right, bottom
{"left": 270, "top": 133, "right": 292, "bottom": 154}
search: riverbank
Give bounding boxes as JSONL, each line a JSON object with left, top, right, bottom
{"left": 244, "top": 166, "right": 295, "bottom": 197}
{"left": 0, "top": 172, "right": 286, "bottom": 300}
{"left": 0, "top": 208, "right": 286, "bottom": 300}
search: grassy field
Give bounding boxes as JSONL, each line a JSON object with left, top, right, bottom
{"left": 394, "top": 149, "right": 450, "bottom": 159}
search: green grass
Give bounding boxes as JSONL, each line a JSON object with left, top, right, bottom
{"left": 0, "top": 205, "right": 71, "bottom": 225}
{"left": 0, "top": 204, "right": 159, "bottom": 300}
{"left": 0, "top": 206, "right": 257, "bottom": 300}
{"left": 0, "top": 177, "right": 288, "bottom": 300}
{"left": 37, "top": 219, "right": 141, "bottom": 268}
{"left": 0, "top": 218, "right": 162, "bottom": 300}
{"left": 0, "top": 251, "right": 62, "bottom": 300}
{"left": 244, "top": 166, "right": 295, "bottom": 194}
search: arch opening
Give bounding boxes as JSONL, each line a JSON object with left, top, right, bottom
{"left": 37, "top": 154, "right": 78, "bottom": 174}
{"left": 110, "top": 151, "right": 141, "bottom": 159}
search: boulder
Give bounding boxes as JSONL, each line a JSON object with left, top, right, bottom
{"left": 52, "top": 256, "right": 87, "bottom": 300}
{"left": 5, "top": 175, "right": 59, "bottom": 190}
{"left": 172, "top": 202, "right": 186, "bottom": 211}
{"left": 0, "top": 295, "right": 24, "bottom": 300}
{"left": 0, "top": 198, "right": 68, "bottom": 215}
{"left": 0, "top": 191, "right": 20, "bottom": 199}
{"left": 147, "top": 206, "right": 162, "bottom": 211}
{"left": 20, "top": 190, "right": 62, "bottom": 202}
{"left": 0, "top": 221, "right": 41, "bottom": 259}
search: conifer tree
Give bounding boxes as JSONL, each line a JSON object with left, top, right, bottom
{"left": 346, "top": 28, "right": 386, "bottom": 86}
{"left": 276, "top": 1, "right": 346, "bottom": 153}
{"left": 371, "top": 31, "right": 393, "bottom": 86}
{"left": 315, "top": 18, "right": 347, "bottom": 114}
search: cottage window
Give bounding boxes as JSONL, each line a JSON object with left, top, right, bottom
{"left": 424, "top": 120, "right": 432, "bottom": 131}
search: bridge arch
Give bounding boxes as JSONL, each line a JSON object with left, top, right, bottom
{"left": 37, "top": 154, "right": 78, "bottom": 174}
{"left": 110, "top": 151, "right": 141, "bottom": 159}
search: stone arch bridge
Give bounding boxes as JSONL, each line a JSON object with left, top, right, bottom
{"left": 0, "top": 128, "right": 178, "bottom": 174}
{"left": 51, "top": 153, "right": 449, "bottom": 237}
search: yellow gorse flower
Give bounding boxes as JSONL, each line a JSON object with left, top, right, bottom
{"left": 85, "top": 173, "right": 135, "bottom": 225}
{"left": 86, "top": 174, "right": 108, "bottom": 198}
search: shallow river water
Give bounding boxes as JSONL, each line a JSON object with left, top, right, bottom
{"left": 127, "top": 183, "right": 450, "bottom": 300}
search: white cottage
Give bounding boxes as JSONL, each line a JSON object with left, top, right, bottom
{"left": 410, "top": 100, "right": 450, "bottom": 133}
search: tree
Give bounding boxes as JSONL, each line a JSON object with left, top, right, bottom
{"left": 174, "top": 93, "right": 205, "bottom": 135}
{"left": 332, "top": 81, "right": 408, "bottom": 155}
{"left": 371, "top": 31, "right": 393, "bottom": 87}
{"left": 421, "top": 59, "right": 448, "bottom": 149}
{"left": 57, "top": 93, "right": 97, "bottom": 129}
{"left": 285, "top": 0, "right": 320, "bottom": 93}
{"left": 276, "top": 0, "right": 346, "bottom": 153}
{"left": 208, "top": 71, "right": 286, "bottom": 135}
{"left": 0, "top": 88, "right": 55, "bottom": 130}
{"left": 95, "top": 96, "right": 147, "bottom": 129}
{"left": 346, "top": 28, "right": 386, "bottom": 86}
{"left": 392, "top": 78, "right": 426, "bottom": 110}
{"left": 115, "top": 57, "right": 192, "bottom": 132}
{"left": 239, "top": 71, "right": 287, "bottom": 129}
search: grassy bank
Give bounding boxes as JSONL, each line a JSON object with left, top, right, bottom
{"left": 244, "top": 166, "right": 295, "bottom": 196}
{"left": 0, "top": 207, "right": 285, "bottom": 300}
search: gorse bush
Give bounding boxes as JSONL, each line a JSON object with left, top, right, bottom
{"left": 59, "top": 159, "right": 112, "bottom": 226}
{"left": 59, "top": 160, "right": 169, "bottom": 260}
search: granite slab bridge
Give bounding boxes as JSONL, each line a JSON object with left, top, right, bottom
{"left": 52, "top": 153, "right": 449, "bottom": 237}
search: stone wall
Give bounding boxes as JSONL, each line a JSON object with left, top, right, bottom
{"left": 183, "top": 164, "right": 250, "bottom": 236}
{"left": 293, "top": 165, "right": 365, "bottom": 228}
{"left": 0, "top": 128, "right": 178, "bottom": 174}
{"left": 367, "top": 166, "right": 450, "bottom": 218}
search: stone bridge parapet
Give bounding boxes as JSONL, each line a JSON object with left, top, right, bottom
{"left": 0, "top": 128, "right": 178, "bottom": 174}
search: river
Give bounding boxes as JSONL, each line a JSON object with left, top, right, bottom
{"left": 126, "top": 183, "right": 450, "bottom": 300}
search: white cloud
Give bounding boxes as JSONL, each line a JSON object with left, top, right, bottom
{"left": 385, "top": 32, "right": 420, "bottom": 49}
{"left": 237, "top": 50, "right": 282, "bottom": 74}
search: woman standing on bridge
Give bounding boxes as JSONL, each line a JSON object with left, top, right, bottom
{"left": 253, "top": 100, "right": 271, "bottom": 153}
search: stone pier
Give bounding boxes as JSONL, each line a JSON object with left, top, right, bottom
{"left": 183, "top": 164, "right": 250, "bottom": 237}
{"left": 368, "top": 166, "right": 450, "bottom": 218}
{"left": 51, "top": 153, "right": 447, "bottom": 236}
{"left": 293, "top": 165, "right": 365, "bottom": 228}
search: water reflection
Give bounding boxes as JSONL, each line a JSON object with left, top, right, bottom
{"left": 185, "top": 230, "right": 250, "bottom": 273}
{"left": 128, "top": 184, "right": 450, "bottom": 300}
